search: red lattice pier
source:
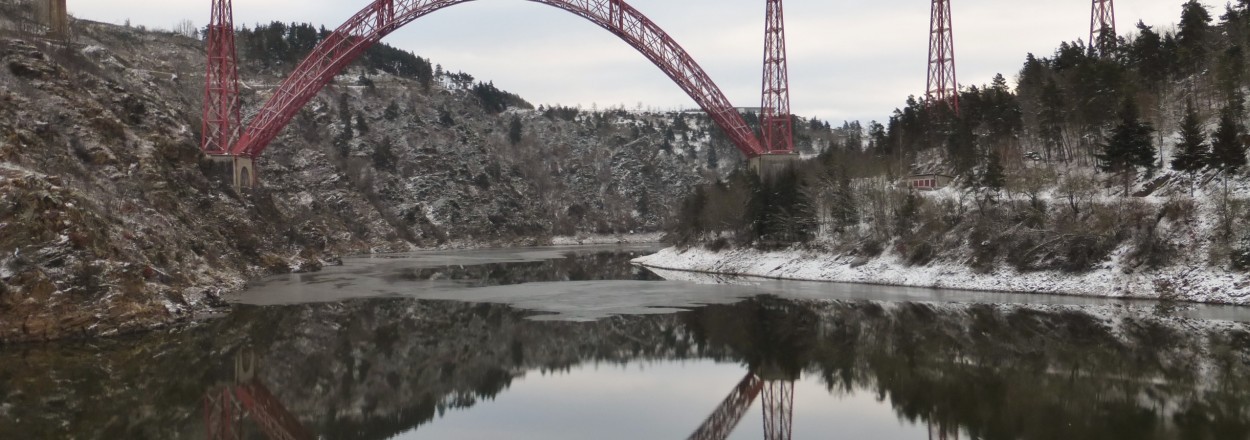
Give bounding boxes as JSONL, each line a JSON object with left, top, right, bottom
{"left": 1090, "top": 0, "right": 1117, "bottom": 56}
{"left": 926, "top": 0, "right": 959, "bottom": 115}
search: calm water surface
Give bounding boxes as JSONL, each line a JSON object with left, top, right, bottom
{"left": 3, "top": 245, "right": 1250, "bottom": 439}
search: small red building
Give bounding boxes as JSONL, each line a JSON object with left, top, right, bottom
{"left": 905, "top": 174, "right": 953, "bottom": 191}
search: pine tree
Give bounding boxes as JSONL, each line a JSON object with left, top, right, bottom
{"left": 1210, "top": 106, "right": 1248, "bottom": 174}
{"left": 384, "top": 101, "right": 400, "bottom": 121}
{"left": 868, "top": 121, "right": 889, "bottom": 156}
{"left": 438, "top": 109, "right": 455, "bottom": 127}
{"left": 338, "top": 93, "right": 353, "bottom": 132}
{"left": 1172, "top": 102, "right": 1210, "bottom": 173}
{"left": 355, "top": 112, "right": 369, "bottom": 134}
{"left": 759, "top": 171, "right": 816, "bottom": 244}
{"left": 1218, "top": 46, "right": 1246, "bottom": 107}
{"left": 413, "top": 57, "right": 433, "bottom": 92}
{"left": 335, "top": 94, "right": 354, "bottom": 157}
{"left": 1132, "top": 21, "right": 1168, "bottom": 89}
{"left": 508, "top": 116, "right": 523, "bottom": 146}
{"left": 1178, "top": 0, "right": 1213, "bottom": 70}
{"left": 1094, "top": 18, "right": 1118, "bottom": 57}
{"left": 635, "top": 187, "right": 650, "bottom": 219}
{"left": 706, "top": 144, "right": 719, "bottom": 170}
{"left": 831, "top": 170, "right": 858, "bottom": 232}
{"left": 1039, "top": 79, "right": 1066, "bottom": 161}
{"left": 1096, "top": 98, "right": 1156, "bottom": 192}
{"left": 372, "top": 136, "right": 396, "bottom": 171}
{"left": 674, "top": 185, "right": 707, "bottom": 244}
{"left": 981, "top": 151, "right": 1006, "bottom": 190}
{"left": 947, "top": 117, "right": 977, "bottom": 176}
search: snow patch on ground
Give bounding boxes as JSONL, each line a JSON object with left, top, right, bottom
{"left": 551, "top": 233, "right": 663, "bottom": 246}
{"left": 635, "top": 247, "right": 1250, "bottom": 305}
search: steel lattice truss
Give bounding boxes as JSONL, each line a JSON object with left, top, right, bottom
{"left": 205, "top": 0, "right": 787, "bottom": 159}
{"left": 760, "top": 0, "right": 792, "bottom": 154}
{"left": 1090, "top": 0, "right": 1116, "bottom": 56}
{"left": 926, "top": 0, "right": 959, "bottom": 115}
{"left": 205, "top": 361, "right": 797, "bottom": 440}
{"left": 204, "top": 351, "right": 314, "bottom": 440}
{"left": 687, "top": 373, "right": 795, "bottom": 440}
{"left": 202, "top": 0, "right": 240, "bottom": 155}
{"left": 205, "top": 381, "right": 314, "bottom": 440}
{"left": 688, "top": 373, "right": 765, "bottom": 440}
{"left": 761, "top": 381, "right": 794, "bottom": 440}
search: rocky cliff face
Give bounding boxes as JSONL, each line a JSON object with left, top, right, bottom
{"left": 0, "top": 15, "right": 725, "bottom": 342}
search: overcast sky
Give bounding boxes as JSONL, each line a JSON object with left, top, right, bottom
{"left": 68, "top": 0, "right": 1187, "bottom": 124}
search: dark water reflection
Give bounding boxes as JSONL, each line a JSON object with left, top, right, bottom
{"left": 3, "top": 246, "right": 1250, "bottom": 439}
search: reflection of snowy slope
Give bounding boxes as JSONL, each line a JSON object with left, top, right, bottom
{"left": 641, "top": 266, "right": 760, "bottom": 286}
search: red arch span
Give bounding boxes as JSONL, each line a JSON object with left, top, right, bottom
{"left": 227, "top": 0, "right": 772, "bottom": 159}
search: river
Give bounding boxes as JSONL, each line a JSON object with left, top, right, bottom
{"left": 2, "top": 245, "right": 1249, "bottom": 439}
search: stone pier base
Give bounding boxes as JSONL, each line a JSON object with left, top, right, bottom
{"left": 205, "top": 155, "right": 257, "bottom": 189}
{"left": 748, "top": 153, "right": 800, "bottom": 183}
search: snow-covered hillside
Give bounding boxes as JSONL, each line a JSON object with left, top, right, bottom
{"left": 0, "top": 10, "right": 790, "bottom": 341}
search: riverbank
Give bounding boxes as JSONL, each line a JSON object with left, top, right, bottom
{"left": 0, "top": 15, "right": 703, "bottom": 343}
{"left": 550, "top": 233, "right": 664, "bottom": 246}
{"left": 634, "top": 246, "right": 1250, "bottom": 305}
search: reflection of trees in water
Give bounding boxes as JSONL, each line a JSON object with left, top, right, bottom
{"left": 230, "top": 299, "right": 712, "bottom": 440}
{"left": 789, "top": 301, "right": 1250, "bottom": 439}
{"left": 3, "top": 297, "right": 1250, "bottom": 439}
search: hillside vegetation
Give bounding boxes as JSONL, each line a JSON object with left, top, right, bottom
{"left": 663, "top": 1, "right": 1250, "bottom": 302}
{"left": 0, "top": 7, "right": 843, "bottom": 342}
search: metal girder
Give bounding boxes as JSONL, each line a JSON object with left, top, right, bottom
{"left": 233, "top": 381, "right": 316, "bottom": 440}
{"left": 761, "top": 381, "right": 794, "bottom": 440}
{"left": 205, "top": 350, "right": 313, "bottom": 440}
{"left": 202, "top": 0, "right": 241, "bottom": 155}
{"left": 226, "top": 0, "right": 773, "bottom": 159}
{"left": 1090, "top": 0, "right": 1116, "bottom": 56}
{"left": 926, "top": 0, "right": 959, "bottom": 115}
{"left": 205, "top": 383, "right": 313, "bottom": 440}
{"left": 204, "top": 388, "right": 242, "bottom": 440}
{"left": 687, "top": 372, "right": 766, "bottom": 440}
{"left": 760, "top": 0, "right": 793, "bottom": 154}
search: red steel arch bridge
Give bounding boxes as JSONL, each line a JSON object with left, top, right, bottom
{"left": 202, "top": 0, "right": 796, "bottom": 185}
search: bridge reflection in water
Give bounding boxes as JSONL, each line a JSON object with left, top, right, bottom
{"left": 204, "top": 350, "right": 314, "bottom": 440}
{"left": 182, "top": 293, "right": 1250, "bottom": 440}
{"left": 202, "top": 349, "right": 798, "bottom": 440}
{"left": 200, "top": 292, "right": 817, "bottom": 440}
{"left": 5, "top": 283, "right": 1250, "bottom": 439}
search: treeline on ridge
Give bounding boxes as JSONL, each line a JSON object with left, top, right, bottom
{"left": 233, "top": 22, "right": 531, "bottom": 113}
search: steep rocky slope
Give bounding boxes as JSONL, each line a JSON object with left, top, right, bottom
{"left": 0, "top": 15, "right": 729, "bottom": 342}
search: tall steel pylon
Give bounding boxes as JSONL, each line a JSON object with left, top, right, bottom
{"left": 761, "top": 380, "right": 794, "bottom": 440}
{"left": 202, "top": 0, "right": 240, "bottom": 155}
{"left": 1090, "top": 0, "right": 1117, "bottom": 56}
{"left": 926, "top": 0, "right": 959, "bottom": 115}
{"left": 760, "top": 0, "right": 794, "bottom": 154}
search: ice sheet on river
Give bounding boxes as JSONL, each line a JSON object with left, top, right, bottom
{"left": 231, "top": 245, "right": 1250, "bottom": 323}
{"left": 231, "top": 246, "right": 767, "bottom": 320}
{"left": 235, "top": 278, "right": 764, "bottom": 321}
